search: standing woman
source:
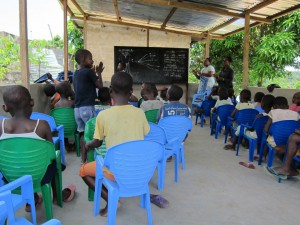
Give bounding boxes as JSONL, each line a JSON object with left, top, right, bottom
{"left": 215, "top": 56, "right": 234, "bottom": 89}
{"left": 192, "top": 57, "right": 215, "bottom": 93}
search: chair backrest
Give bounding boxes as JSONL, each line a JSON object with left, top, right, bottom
{"left": 0, "top": 191, "right": 14, "bottom": 224}
{"left": 144, "top": 122, "right": 167, "bottom": 145}
{"left": 252, "top": 116, "right": 269, "bottom": 144}
{"left": 30, "top": 112, "right": 57, "bottom": 132}
{"left": 0, "top": 138, "right": 55, "bottom": 192}
{"left": 84, "top": 117, "right": 96, "bottom": 142}
{"left": 103, "top": 140, "right": 163, "bottom": 193}
{"left": 50, "top": 108, "right": 77, "bottom": 137}
{"left": 145, "top": 109, "right": 159, "bottom": 124}
{"left": 158, "top": 116, "right": 192, "bottom": 142}
{"left": 201, "top": 99, "right": 217, "bottom": 116}
{"left": 234, "top": 109, "right": 259, "bottom": 126}
{"left": 269, "top": 120, "right": 300, "bottom": 146}
{"left": 216, "top": 105, "right": 235, "bottom": 126}
{"left": 128, "top": 102, "right": 138, "bottom": 107}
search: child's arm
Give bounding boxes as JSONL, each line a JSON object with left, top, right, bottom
{"left": 264, "top": 118, "right": 272, "bottom": 133}
{"left": 230, "top": 109, "right": 237, "bottom": 118}
{"left": 37, "top": 120, "right": 53, "bottom": 143}
{"left": 94, "top": 62, "right": 104, "bottom": 89}
{"left": 82, "top": 139, "right": 103, "bottom": 163}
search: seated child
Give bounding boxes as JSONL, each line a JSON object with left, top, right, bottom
{"left": 289, "top": 92, "right": 300, "bottom": 112}
{"left": 253, "top": 92, "right": 265, "bottom": 113}
{"left": 261, "top": 96, "right": 299, "bottom": 162}
{"left": 206, "top": 86, "right": 219, "bottom": 101}
{"left": 44, "top": 83, "right": 60, "bottom": 108}
{"left": 138, "top": 83, "right": 158, "bottom": 107}
{"left": 54, "top": 81, "right": 74, "bottom": 108}
{"left": 157, "top": 85, "right": 190, "bottom": 122}
{"left": 95, "top": 87, "right": 112, "bottom": 112}
{"left": 0, "top": 85, "right": 75, "bottom": 211}
{"left": 140, "top": 87, "right": 164, "bottom": 112}
{"left": 224, "top": 89, "right": 254, "bottom": 150}
{"left": 79, "top": 72, "right": 150, "bottom": 216}
{"left": 159, "top": 87, "right": 169, "bottom": 104}
{"left": 211, "top": 87, "right": 233, "bottom": 113}
{"left": 228, "top": 88, "right": 237, "bottom": 105}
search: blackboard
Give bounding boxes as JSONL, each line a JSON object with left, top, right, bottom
{"left": 114, "top": 46, "right": 189, "bottom": 84}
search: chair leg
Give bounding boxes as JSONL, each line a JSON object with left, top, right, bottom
{"left": 249, "top": 140, "right": 256, "bottom": 162}
{"left": 200, "top": 115, "right": 204, "bottom": 128}
{"left": 41, "top": 184, "right": 53, "bottom": 221}
{"left": 145, "top": 191, "right": 153, "bottom": 225}
{"left": 75, "top": 133, "right": 81, "bottom": 157}
{"left": 174, "top": 152, "right": 179, "bottom": 182}
{"left": 267, "top": 146, "right": 275, "bottom": 168}
{"left": 215, "top": 123, "right": 220, "bottom": 139}
{"left": 88, "top": 188, "right": 94, "bottom": 201}
{"left": 93, "top": 179, "right": 103, "bottom": 216}
{"left": 157, "top": 160, "right": 166, "bottom": 191}
{"left": 59, "top": 138, "right": 65, "bottom": 166}
{"left": 180, "top": 144, "right": 186, "bottom": 170}
{"left": 54, "top": 170, "right": 63, "bottom": 208}
{"left": 236, "top": 135, "right": 243, "bottom": 156}
{"left": 107, "top": 190, "right": 119, "bottom": 225}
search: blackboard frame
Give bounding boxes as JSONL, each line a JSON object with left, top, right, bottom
{"left": 114, "top": 46, "right": 189, "bottom": 85}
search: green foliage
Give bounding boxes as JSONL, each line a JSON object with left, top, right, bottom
{"left": 28, "top": 39, "right": 48, "bottom": 75}
{"left": 68, "top": 20, "right": 83, "bottom": 55}
{"left": 48, "top": 35, "right": 64, "bottom": 49}
{"left": 0, "top": 35, "right": 20, "bottom": 80}
{"left": 189, "top": 42, "right": 204, "bottom": 83}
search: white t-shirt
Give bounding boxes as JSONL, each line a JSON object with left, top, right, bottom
{"left": 268, "top": 109, "right": 299, "bottom": 122}
{"left": 198, "top": 65, "right": 215, "bottom": 92}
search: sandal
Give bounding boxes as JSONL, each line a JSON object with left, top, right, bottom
{"left": 223, "top": 145, "right": 235, "bottom": 151}
{"left": 264, "top": 166, "right": 288, "bottom": 179}
{"left": 239, "top": 162, "right": 255, "bottom": 169}
{"left": 25, "top": 193, "right": 43, "bottom": 212}
{"left": 63, "top": 184, "right": 76, "bottom": 202}
{"left": 150, "top": 194, "right": 169, "bottom": 208}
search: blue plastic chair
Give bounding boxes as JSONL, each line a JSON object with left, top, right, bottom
{"left": 145, "top": 123, "right": 180, "bottom": 191}
{"left": 260, "top": 120, "right": 300, "bottom": 167}
{"left": 30, "top": 112, "right": 65, "bottom": 165}
{"left": 0, "top": 190, "right": 61, "bottom": 225}
{"left": 195, "top": 99, "right": 216, "bottom": 127}
{"left": 210, "top": 105, "right": 235, "bottom": 139}
{"left": 0, "top": 175, "right": 36, "bottom": 225}
{"left": 0, "top": 116, "right": 8, "bottom": 120}
{"left": 236, "top": 116, "right": 269, "bottom": 161}
{"left": 158, "top": 116, "right": 192, "bottom": 170}
{"left": 93, "top": 140, "right": 164, "bottom": 225}
{"left": 224, "top": 108, "right": 259, "bottom": 144}
{"left": 128, "top": 102, "right": 139, "bottom": 107}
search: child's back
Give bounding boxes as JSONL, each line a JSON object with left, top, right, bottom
{"left": 54, "top": 81, "right": 74, "bottom": 108}
{"left": 140, "top": 87, "right": 164, "bottom": 112}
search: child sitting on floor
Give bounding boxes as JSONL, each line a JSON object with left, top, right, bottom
{"left": 140, "top": 87, "right": 164, "bottom": 112}
{"left": 157, "top": 84, "right": 191, "bottom": 122}
{"left": 54, "top": 81, "right": 74, "bottom": 108}
{"left": 289, "top": 92, "right": 300, "bottom": 112}
{"left": 79, "top": 72, "right": 151, "bottom": 216}
{"left": 253, "top": 92, "right": 265, "bottom": 113}
{"left": 224, "top": 89, "right": 254, "bottom": 150}
{"left": 261, "top": 96, "right": 299, "bottom": 163}
{"left": 0, "top": 85, "right": 75, "bottom": 211}
{"left": 95, "top": 87, "right": 112, "bottom": 112}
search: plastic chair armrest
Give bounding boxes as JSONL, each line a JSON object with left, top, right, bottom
{"left": 241, "top": 124, "right": 252, "bottom": 129}
{"left": 165, "top": 137, "right": 180, "bottom": 150}
{"left": 0, "top": 175, "right": 32, "bottom": 192}
{"left": 96, "top": 156, "right": 104, "bottom": 178}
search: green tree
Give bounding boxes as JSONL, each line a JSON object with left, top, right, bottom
{"left": 189, "top": 42, "right": 205, "bottom": 83}
{"left": 0, "top": 35, "right": 20, "bottom": 80}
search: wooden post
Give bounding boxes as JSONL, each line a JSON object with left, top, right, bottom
{"left": 243, "top": 13, "right": 250, "bottom": 89}
{"left": 83, "top": 15, "right": 87, "bottom": 48}
{"left": 19, "top": 0, "right": 30, "bottom": 89}
{"left": 63, "top": 0, "right": 68, "bottom": 81}
{"left": 205, "top": 34, "right": 211, "bottom": 58}
{"left": 147, "top": 29, "right": 149, "bottom": 47}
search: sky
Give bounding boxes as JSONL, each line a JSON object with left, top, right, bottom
{"left": 0, "top": 0, "right": 63, "bottom": 40}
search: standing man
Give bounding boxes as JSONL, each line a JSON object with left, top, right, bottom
{"left": 192, "top": 57, "right": 215, "bottom": 93}
{"left": 215, "top": 56, "right": 234, "bottom": 89}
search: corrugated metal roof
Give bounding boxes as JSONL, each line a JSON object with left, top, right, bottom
{"left": 65, "top": 0, "right": 300, "bottom": 39}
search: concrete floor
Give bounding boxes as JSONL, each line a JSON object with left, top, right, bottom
{"left": 17, "top": 120, "right": 300, "bottom": 225}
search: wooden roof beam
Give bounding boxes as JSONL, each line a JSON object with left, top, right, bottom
{"left": 72, "top": 15, "right": 207, "bottom": 38}
{"left": 69, "top": 0, "right": 85, "bottom": 16}
{"left": 134, "top": 0, "right": 272, "bottom": 23}
{"left": 113, "top": 0, "right": 121, "bottom": 21}
{"left": 161, "top": 7, "right": 177, "bottom": 29}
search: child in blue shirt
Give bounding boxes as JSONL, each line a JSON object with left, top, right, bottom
{"left": 157, "top": 85, "right": 190, "bottom": 122}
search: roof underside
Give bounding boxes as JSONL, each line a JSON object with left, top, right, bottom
{"left": 63, "top": 0, "right": 300, "bottom": 40}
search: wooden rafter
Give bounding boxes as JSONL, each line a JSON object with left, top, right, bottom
{"left": 134, "top": 0, "right": 272, "bottom": 23}
{"left": 161, "top": 7, "right": 177, "bottom": 29}
{"left": 69, "top": 0, "right": 85, "bottom": 15}
{"left": 207, "top": 0, "right": 278, "bottom": 34}
{"left": 113, "top": 0, "right": 121, "bottom": 21}
{"left": 72, "top": 15, "right": 209, "bottom": 39}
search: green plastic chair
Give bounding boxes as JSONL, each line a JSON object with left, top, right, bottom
{"left": 0, "top": 137, "right": 63, "bottom": 221}
{"left": 84, "top": 117, "right": 107, "bottom": 201}
{"left": 145, "top": 109, "right": 159, "bottom": 124}
{"left": 50, "top": 108, "right": 80, "bottom": 157}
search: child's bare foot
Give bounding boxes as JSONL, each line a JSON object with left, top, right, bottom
{"left": 25, "top": 193, "right": 42, "bottom": 212}
{"left": 274, "top": 167, "right": 299, "bottom": 177}
{"left": 100, "top": 201, "right": 121, "bottom": 217}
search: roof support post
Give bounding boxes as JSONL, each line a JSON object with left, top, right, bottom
{"left": 63, "top": 0, "right": 68, "bottom": 81}
{"left": 146, "top": 29, "right": 149, "bottom": 47}
{"left": 83, "top": 15, "right": 88, "bottom": 48}
{"left": 19, "top": 0, "right": 30, "bottom": 89}
{"left": 243, "top": 13, "right": 250, "bottom": 89}
{"left": 205, "top": 34, "right": 211, "bottom": 58}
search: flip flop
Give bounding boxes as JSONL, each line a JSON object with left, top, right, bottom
{"left": 150, "top": 195, "right": 169, "bottom": 208}
{"left": 63, "top": 184, "right": 76, "bottom": 202}
{"left": 223, "top": 145, "right": 235, "bottom": 151}
{"left": 264, "top": 166, "right": 288, "bottom": 179}
{"left": 239, "top": 162, "right": 255, "bottom": 169}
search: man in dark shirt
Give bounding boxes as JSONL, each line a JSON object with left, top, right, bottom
{"left": 215, "top": 57, "right": 234, "bottom": 89}
{"left": 73, "top": 49, "right": 104, "bottom": 134}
